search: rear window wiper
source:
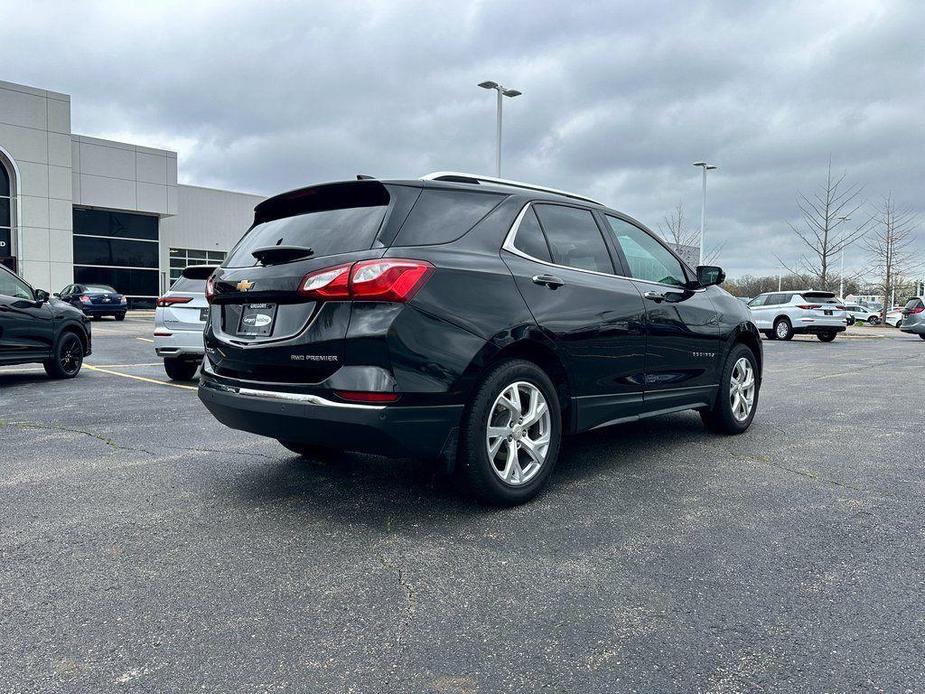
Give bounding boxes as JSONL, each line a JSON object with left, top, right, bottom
{"left": 251, "top": 245, "right": 315, "bottom": 265}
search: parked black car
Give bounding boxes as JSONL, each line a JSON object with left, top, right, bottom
{"left": 0, "top": 264, "right": 91, "bottom": 378}
{"left": 55, "top": 283, "right": 127, "bottom": 320}
{"left": 199, "top": 173, "right": 762, "bottom": 504}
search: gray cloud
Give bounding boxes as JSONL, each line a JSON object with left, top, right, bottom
{"left": 2, "top": 0, "right": 923, "bottom": 278}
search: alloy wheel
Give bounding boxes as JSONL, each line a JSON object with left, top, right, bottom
{"left": 60, "top": 336, "right": 83, "bottom": 375}
{"left": 775, "top": 321, "right": 789, "bottom": 339}
{"left": 729, "top": 357, "right": 756, "bottom": 422}
{"left": 485, "top": 381, "right": 551, "bottom": 486}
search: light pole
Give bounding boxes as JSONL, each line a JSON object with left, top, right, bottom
{"left": 478, "top": 81, "right": 521, "bottom": 177}
{"left": 692, "top": 162, "right": 718, "bottom": 266}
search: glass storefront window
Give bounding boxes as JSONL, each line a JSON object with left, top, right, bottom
{"left": 168, "top": 247, "right": 226, "bottom": 284}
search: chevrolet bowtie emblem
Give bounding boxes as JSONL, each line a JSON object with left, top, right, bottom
{"left": 236, "top": 280, "right": 254, "bottom": 292}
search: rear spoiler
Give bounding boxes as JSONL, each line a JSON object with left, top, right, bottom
{"left": 181, "top": 264, "right": 218, "bottom": 280}
{"left": 253, "top": 180, "right": 390, "bottom": 225}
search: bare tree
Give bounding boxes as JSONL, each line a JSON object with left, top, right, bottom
{"left": 780, "top": 159, "right": 871, "bottom": 290}
{"left": 864, "top": 193, "right": 919, "bottom": 314}
{"left": 658, "top": 201, "right": 724, "bottom": 265}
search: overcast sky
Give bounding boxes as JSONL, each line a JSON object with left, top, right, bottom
{"left": 2, "top": 0, "right": 923, "bottom": 278}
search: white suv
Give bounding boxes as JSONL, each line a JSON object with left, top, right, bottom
{"left": 748, "top": 290, "right": 847, "bottom": 342}
{"left": 154, "top": 265, "right": 216, "bottom": 380}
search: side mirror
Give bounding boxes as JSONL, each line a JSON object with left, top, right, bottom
{"left": 34, "top": 289, "right": 50, "bottom": 304}
{"left": 696, "top": 265, "right": 725, "bottom": 287}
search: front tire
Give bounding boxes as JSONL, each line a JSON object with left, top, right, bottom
{"left": 817, "top": 331, "right": 837, "bottom": 342}
{"left": 458, "top": 359, "right": 561, "bottom": 506}
{"left": 115, "top": 312, "right": 126, "bottom": 321}
{"left": 43, "top": 332, "right": 84, "bottom": 379}
{"left": 701, "top": 344, "right": 759, "bottom": 435}
{"left": 774, "top": 318, "right": 794, "bottom": 341}
{"left": 163, "top": 358, "right": 199, "bottom": 381}
{"left": 919, "top": 334, "right": 925, "bottom": 341}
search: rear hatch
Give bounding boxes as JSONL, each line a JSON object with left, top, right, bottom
{"left": 797, "top": 292, "right": 845, "bottom": 321}
{"left": 902, "top": 297, "right": 924, "bottom": 326}
{"left": 206, "top": 180, "right": 419, "bottom": 383}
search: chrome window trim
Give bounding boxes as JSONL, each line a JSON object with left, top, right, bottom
{"left": 501, "top": 202, "right": 703, "bottom": 291}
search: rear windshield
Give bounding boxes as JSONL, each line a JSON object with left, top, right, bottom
{"left": 800, "top": 293, "right": 838, "bottom": 303}
{"left": 170, "top": 276, "right": 206, "bottom": 292}
{"left": 226, "top": 182, "right": 390, "bottom": 268}
{"left": 85, "top": 285, "right": 116, "bottom": 293}
{"left": 905, "top": 298, "right": 924, "bottom": 309}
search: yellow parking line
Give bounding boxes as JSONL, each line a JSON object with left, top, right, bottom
{"left": 136, "top": 337, "right": 154, "bottom": 343}
{"left": 83, "top": 364, "right": 197, "bottom": 391}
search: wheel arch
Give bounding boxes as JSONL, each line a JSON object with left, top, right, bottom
{"left": 58, "top": 322, "right": 89, "bottom": 354}
{"left": 726, "top": 321, "right": 763, "bottom": 378}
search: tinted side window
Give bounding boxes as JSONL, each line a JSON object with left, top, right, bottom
{"left": 533, "top": 204, "right": 613, "bottom": 274}
{"left": 512, "top": 207, "right": 552, "bottom": 262}
{"left": 0, "top": 269, "right": 33, "bottom": 300}
{"left": 605, "top": 216, "right": 686, "bottom": 286}
{"left": 394, "top": 189, "right": 505, "bottom": 246}
{"left": 748, "top": 296, "right": 767, "bottom": 307}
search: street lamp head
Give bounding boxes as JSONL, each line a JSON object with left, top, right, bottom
{"left": 706, "top": 165, "right": 718, "bottom": 170}
{"left": 502, "top": 89, "right": 522, "bottom": 97}
{"left": 478, "top": 81, "right": 499, "bottom": 90}
{"left": 693, "top": 162, "right": 718, "bottom": 170}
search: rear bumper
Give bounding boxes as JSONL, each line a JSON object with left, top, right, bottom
{"left": 81, "top": 304, "right": 127, "bottom": 315}
{"left": 793, "top": 319, "right": 846, "bottom": 334}
{"left": 900, "top": 321, "right": 925, "bottom": 335}
{"left": 154, "top": 327, "right": 205, "bottom": 359}
{"left": 198, "top": 372, "right": 463, "bottom": 459}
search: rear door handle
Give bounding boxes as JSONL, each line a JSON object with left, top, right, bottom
{"left": 532, "top": 274, "right": 565, "bottom": 289}
{"left": 643, "top": 291, "right": 667, "bottom": 302}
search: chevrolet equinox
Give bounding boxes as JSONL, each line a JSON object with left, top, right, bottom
{"left": 198, "top": 173, "right": 762, "bottom": 505}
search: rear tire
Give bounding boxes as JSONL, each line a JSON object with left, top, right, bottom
{"left": 774, "top": 318, "right": 794, "bottom": 341}
{"left": 701, "top": 343, "right": 759, "bottom": 435}
{"left": 43, "top": 332, "right": 84, "bottom": 379}
{"left": 867, "top": 316, "right": 879, "bottom": 325}
{"left": 817, "top": 331, "right": 837, "bottom": 342}
{"left": 458, "top": 359, "right": 561, "bottom": 506}
{"left": 163, "top": 358, "right": 198, "bottom": 381}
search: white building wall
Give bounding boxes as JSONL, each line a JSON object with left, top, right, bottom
{"left": 0, "top": 79, "right": 73, "bottom": 291}
{"left": 158, "top": 184, "right": 264, "bottom": 291}
{"left": 71, "top": 135, "right": 178, "bottom": 216}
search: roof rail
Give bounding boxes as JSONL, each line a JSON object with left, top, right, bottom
{"left": 420, "top": 171, "right": 603, "bottom": 206}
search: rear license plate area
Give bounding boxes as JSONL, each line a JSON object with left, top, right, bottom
{"left": 237, "top": 303, "right": 277, "bottom": 337}
{"left": 200, "top": 307, "right": 209, "bottom": 322}
{"left": 824, "top": 310, "right": 832, "bottom": 316}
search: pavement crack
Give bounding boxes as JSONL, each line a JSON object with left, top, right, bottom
{"left": 377, "top": 548, "right": 416, "bottom": 645}
{"left": 722, "top": 447, "right": 863, "bottom": 492}
{"left": 3, "top": 421, "right": 157, "bottom": 457}
{"left": 158, "top": 444, "right": 279, "bottom": 460}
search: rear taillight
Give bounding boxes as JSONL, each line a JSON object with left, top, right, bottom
{"left": 79, "top": 295, "right": 91, "bottom": 304}
{"left": 298, "top": 259, "right": 434, "bottom": 302}
{"left": 205, "top": 276, "right": 215, "bottom": 303}
{"left": 156, "top": 296, "right": 193, "bottom": 308}
{"left": 796, "top": 304, "right": 822, "bottom": 310}
{"left": 835, "top": 305, "right": 846, "bottom": 311}
{"left": 911, "top": 306, "right": 925, "bottom": 314}
{"left": 298, "top": 263, "right": 352, "bottom": 299}
{"left": 334, "top": 390, "right": 401, "bottom": 403}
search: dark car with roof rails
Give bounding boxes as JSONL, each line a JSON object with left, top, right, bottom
{"left": 0, "top": 264, "right": 91, "bottom": 378}
{"left": 198, "top": 172, "right": 762, "bottom": 505}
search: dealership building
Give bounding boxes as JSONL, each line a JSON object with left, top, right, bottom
{"left": 0, "top": 78, "right": 265, "bottom": 307}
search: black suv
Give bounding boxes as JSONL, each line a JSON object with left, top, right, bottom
{"left": 199, "top": 173, "right": 762, "bottom": 504}
{"left": 0, "top": 264, "right": 92, "bottom": 378}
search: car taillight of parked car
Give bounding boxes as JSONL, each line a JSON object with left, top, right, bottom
{"left": 912, "top": 306, "right": 925, "bottom": 314}
{"left": 796, "top": 304, "right": 822, "bottom": 310}
{"left": 205, "top": 275, "right": 215, "bottom": 303}
{"left": 298, "top": 259, "right": 435, "bottom": 302}
{"left": 156, "top": 296, "right": 193, "bottom": 308}
{"left": 79, "top": 295, "right": 91, "bottom": 304}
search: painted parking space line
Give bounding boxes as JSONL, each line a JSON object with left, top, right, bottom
{"left": 83, "top": 364, "right": 197, "bottom": 391}
{"left": 135, "top": 337, "right": 154, "bottom": 343}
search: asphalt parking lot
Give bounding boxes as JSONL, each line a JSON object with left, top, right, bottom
{"left": 1, "top": 316, "right": 923, "bottom": 693}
